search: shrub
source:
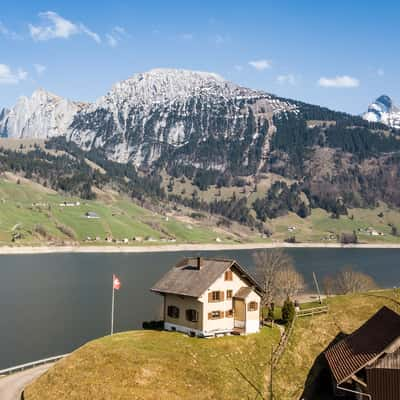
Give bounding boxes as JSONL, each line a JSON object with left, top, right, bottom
{"left": 142, "top": 320, "right": 164, "bottom": 330}
{"left": 56, "top": 223, "right": 76, "bottom": 240}
{"left": 34, "top": 224, "right": 48, "bottom": 238}
{"left": 281, "top": 298, "right": 295, "bottom": 325}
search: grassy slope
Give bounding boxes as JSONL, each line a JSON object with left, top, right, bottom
{"left": 274, "top": 290, "right": 400, "bottom": 400}
{"left": 0, "top": 178, "right": 227, "bottom": 245}
{"left": 1, "top": 176, "right": 400, "bottom": 246}
{"left": 25, "top": 291, "right": 400, "bottom": 399}
{"left": 267, "top": 206, "right": 400, "bottom": 244}
{"left": 25, "top": 328, "right": 281, "bottom": 400}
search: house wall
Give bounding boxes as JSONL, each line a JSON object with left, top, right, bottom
{"left": 164, "top": 293, "right": 203, "bottom": 333}
{"left": 199, "top": 267, "right": 261, "bottom": 335}
{"left": 244, "top": 290, "right": 261, "bottom": 334}
{"left": 367, "top": 368, "right": 400, "bottom": 400}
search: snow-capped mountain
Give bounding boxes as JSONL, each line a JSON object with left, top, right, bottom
{"left": 0, "top": 69, "right": 298, "bottom": 168}
{"left": 0, "top": 89, "right": 86, "bottom": 139}
{"left": 68, "top": 68, "right": 298, "bottom": 166}
{"left": 362, "top": 95, "right": 400, "bottom": 129}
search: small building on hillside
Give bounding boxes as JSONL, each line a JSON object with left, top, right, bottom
{"left": 85, "top": 211, "right": 99, "bottom": 219}
{"left": 151, "top": 257, "right": 262, "bottom": 337}
{"left": 324, "top": 306, "right": 400, "bottom": 399}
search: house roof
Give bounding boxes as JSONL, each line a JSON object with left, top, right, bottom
{"left": 234, "top": 287, "right": 254, "bottom": 299}
{"left": 324, "top": 306, "right": 400, "bottom": 384}
{"left": 369, "top": 348, "right": 400, "bottom": 370}
{"left": 151, "top": 257, "right": 263, "bottom": 298}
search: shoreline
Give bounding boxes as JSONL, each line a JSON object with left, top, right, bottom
{"left": 1, "top": 242, "right": 400, "bottom": 254}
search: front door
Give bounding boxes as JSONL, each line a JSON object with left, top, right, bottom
{"left": 233, "top": 298, "right": 245, "bottom": 328}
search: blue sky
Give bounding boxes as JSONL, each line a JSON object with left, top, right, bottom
{"left": 0, "top": 0, "right": 399, "bottom": 114}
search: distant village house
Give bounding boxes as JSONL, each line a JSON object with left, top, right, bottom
{"left": 151, "top": 257, "right": 262, "bottom": 337}
{"left": 85, "top": 211, "right": 99, "bottom": 219}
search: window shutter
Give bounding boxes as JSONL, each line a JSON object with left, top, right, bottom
{"left": 220, "top": 291, "right": 225, "bottom": 301}
{"left": 208, "top": 312, "right": 212, "bottom": 320}
{"left": 208, "top": 292, "right": 213, "bottom": 302}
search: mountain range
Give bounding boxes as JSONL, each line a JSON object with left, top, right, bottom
{"left": 1, "top": 68, "right": 400, "bottom": 218}
{"left": 0, "top": 69, "right": 398, "bottom": 168}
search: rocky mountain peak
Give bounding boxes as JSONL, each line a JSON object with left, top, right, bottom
{"left": 363, "top": 94, "right": 400, "bottom": 129}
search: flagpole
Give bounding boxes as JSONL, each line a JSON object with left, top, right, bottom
{"left": 111, "top": 275, "right": 115, "bottom": 335}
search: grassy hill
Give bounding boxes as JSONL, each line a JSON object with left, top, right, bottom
{"left": 1, "top": 172, "right": 400, "bottom": 247}
{"left": 25, "top": 290, "right": 400, "bottom": 400}
{"left": 25, "top": 327, "right": 281, "bottom": 400}
{"left": 0, "top": 174, "right": 243, "bottom": 246}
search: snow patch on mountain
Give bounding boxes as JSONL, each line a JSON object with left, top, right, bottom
{"left": 68, "top": 68, "right": 298, "bottom": 166}
{"left": 363, "top": 95, "right": 400, "bottom": 129}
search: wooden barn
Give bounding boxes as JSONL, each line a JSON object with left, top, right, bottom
{"left": 324, "top": 306, "right": 400, "bottom": 399}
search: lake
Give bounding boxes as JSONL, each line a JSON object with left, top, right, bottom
{"left": 1, "top": 248, "right": 399, "bottom": 369}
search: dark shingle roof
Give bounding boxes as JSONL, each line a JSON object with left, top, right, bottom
{"left": 151, "top": 257, "right": 262, "bottom": 298}
{"left": 324, "top": 306, "right": 400, "bottom": 384}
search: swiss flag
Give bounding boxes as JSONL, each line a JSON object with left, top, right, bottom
{"left": 113, "top": 274, "right": 121, "bottom": 290}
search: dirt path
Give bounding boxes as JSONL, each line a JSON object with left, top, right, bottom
{"left": 0, "top": 363, "right": 53, "bottom": 400}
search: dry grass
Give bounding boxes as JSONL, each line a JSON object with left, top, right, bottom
{"left": 24, "top": 291, "right": 400, "bottom": 399}
{"left": 26, "top": 328, "right": 280, "bottom": 400}
{"left": 273, "top": 290, "right": 400, "bottom": 399}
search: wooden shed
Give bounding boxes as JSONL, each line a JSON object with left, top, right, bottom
{"left": 324, "top": 306, "right": 400, "bottom": 399}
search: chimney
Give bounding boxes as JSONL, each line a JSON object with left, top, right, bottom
{"left": 196, "top": 256, "right": 202, "bottom": 270}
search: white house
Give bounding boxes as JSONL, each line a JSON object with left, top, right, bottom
{"left": 151, "top": 257, "right": 263, "bottom": 337}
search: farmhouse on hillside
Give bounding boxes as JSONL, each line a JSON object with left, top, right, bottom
{"left": 324, "top": 306, "right": 400, "bottom": 400}
{"left": 151, "top": 257, "right": 262, "bottom": 337}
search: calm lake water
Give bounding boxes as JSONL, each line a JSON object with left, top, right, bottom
{"left": 0, "top": 248, "right": 399, "bottom": 369}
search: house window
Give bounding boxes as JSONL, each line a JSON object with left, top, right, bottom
{"left": 226, "top": 290, "right": 233, "bottom": 299}
{"left": 167, "top": 305, "right": 180, "bottom": 318}
{"left": 224, "top": 270, "right": 233, "bottom": 281}
{"left": 248, "top": 302, "right": 258, "bottom": 312}
{"left": 208, "top": 291, "right": 224, "bottom": 302}
{"left": 186, "top": 309, "right": 199, "bottom": 322}
{"left": 225, "top": 309, "right": 233, "bottom": 318}
{"left": 208, "top": 311, "right": 223, "bottom": 320}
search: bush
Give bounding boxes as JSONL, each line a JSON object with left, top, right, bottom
{"left": 281, "top": 298, "right": 295, "bottom": 325}
{"left": 340, "top": 231, "right": 358, "bottom": 244}
{"left": 56, "top": 223, "right": 76, "bottom": 240}
{"left": 34, "top": 224, "right": 48, "bottom": 238}
{"left": 142, "top": 320, "right": 164, "bottom": 330}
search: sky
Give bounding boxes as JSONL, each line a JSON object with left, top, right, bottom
{"left": 0, "top": 0, "right": 399, "bottom": 114}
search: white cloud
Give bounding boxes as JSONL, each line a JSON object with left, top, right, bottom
{"left": 29, "top": 11, "right": 101, "bottom": 43}
{"left": 0, "top": 22, "right": 20, "bottom": 40}
{"left": 106, "top": 26, "right": 128, "bottom": 47}
{"left": 0, "top": 64, "right": 27, "bottom": 84}
{"left": 277, "top": 74, "right": 296, "bottom": 85}
{"left": 248, "top": 59, "right": 272, "bottom": 71}
{"left": 34, "top": 64, "right": 47, "bottom": 75}
{"left": 377, "top": 68, "right": 385, "bottom": 77}
{"left": 318, "top": 75, "right": 360, "bottom": 88}
{"left": 106, "top": 34, "right": 118, "bottom": 47}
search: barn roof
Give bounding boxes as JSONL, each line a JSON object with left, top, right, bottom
{"left": 151, "top": 257, "right": 263, "bottom": 298}
{"left": 369, "top": 348, "right": 400, "bottom": 370}
{"left": 324, "top": 306, "right": 400, "bottom": 384}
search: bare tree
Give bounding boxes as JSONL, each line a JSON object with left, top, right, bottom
{"left": 333, "top": 266, "right": 377, "bottom": 294}
{"left": 322, "top": 275, "right": 336, "bottom": 296}
{"left": 275, "top": 264, "right": 305, "bottom": 302}
{"left": 253, "top": 249, "right": 303, "bottom": 306}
